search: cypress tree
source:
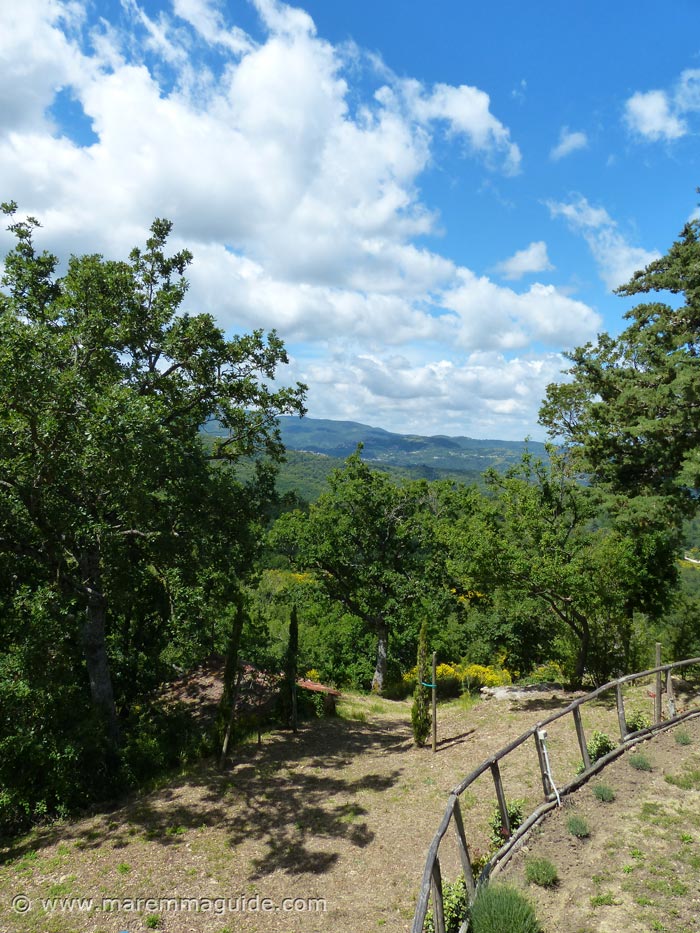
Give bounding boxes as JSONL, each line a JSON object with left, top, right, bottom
{"left": 411, "top": 620, "right": 431, "bottom": 746}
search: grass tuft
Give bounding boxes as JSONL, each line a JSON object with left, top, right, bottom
{"left": 567, "top": 814, "right": 590, "bottom": 838}
{"left": 592, "top": 782, "right": 615, "bottom": 803}
{"left": 629, "top": 752, "right": 652, "bottom": 772}
{"left": 590, "top": 892, "right": 616, "bottom": 907}
{"left": 524, "top": 856, "right": 558, "bottom": 888}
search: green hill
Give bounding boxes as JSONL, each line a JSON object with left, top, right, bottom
{"left": 274, "top": 415, "right": 546, "bottom": 472}
{"left": 202, "top": 416, "right": 547, "bottom": 501}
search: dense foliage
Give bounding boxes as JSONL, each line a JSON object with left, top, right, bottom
{"left": 3, "top": 196, "right": 700, "bottom": 836}
{"left": 0, "top": 205, "right": 304, "bottom": 830}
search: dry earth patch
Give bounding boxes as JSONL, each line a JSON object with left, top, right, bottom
{"left": 1, "top": 682, "right": 699, "bottom": 933}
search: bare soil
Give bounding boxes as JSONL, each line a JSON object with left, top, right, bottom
{"left": 1, "top": 681, "right": 699, "bottom": 933}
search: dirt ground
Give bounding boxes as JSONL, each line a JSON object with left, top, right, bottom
{"left": 1, "top": 681, "right": 699, "bottom": 933}
{"left": 500, "top": 715, "right": 700, "bottom": 933}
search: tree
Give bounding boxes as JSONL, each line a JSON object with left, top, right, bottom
{"left": 270, "top": 450, "right": 443, "bottom": 691}
{"left": 540, "top": 210, "right": 700, "bottom": 518}
{"left": 447, "top": 453, "right": 673, "bottom": 685}
{"left": 0, "top": 204, "right": 305, "bottom": 757}
{"left": 411, "top": 620, "right": 431, "bottom": 746}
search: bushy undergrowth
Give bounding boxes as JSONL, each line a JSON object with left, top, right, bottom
{"left": 468, "top": 884, "right": 541, "bottom": 933}
{"left": 576, "top": 729, "right": 616, "bottom": 773}
{"left": 393, "top": 661, "right": 512, "bottom": 701}
{"left": 424, "top": 875, "right": 468, "bottom": 933}
{"left": 489, "top": 798, "right": 525, "bottom": 849}
{"left": 0, "top": 697, "right": 215, "bottom": 836}
{"left": 625, "top": 709, "right": 651, "bottom": 733}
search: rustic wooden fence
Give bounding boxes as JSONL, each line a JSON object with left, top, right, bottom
{"left": 411, "top": 652, "right": 700, "bottom": 933}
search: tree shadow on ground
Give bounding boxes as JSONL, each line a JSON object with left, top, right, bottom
{"left": 1, "top": 714, "right": 408, "bottom": 879}
{"left": 434, "top": 729, "right": 475, "bottom": 753}
{"left": 511, "top": 696, "right": 573, "bottom": 713}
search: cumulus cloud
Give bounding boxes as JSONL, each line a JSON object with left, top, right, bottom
{"left": 299, "top": 349, "right": 569, "bottom": 440}
{"left": 550, "top": 126, "right": 588, "bottom": 161}
{"left": 547, "top": 195, "right": 660, "bottom": 290}
{"left": 398, "top": 80, "right": 522, "bottom": 175}
{"left": 624, "top": 90, "right": 686, "bottom": 141}
{"left": 624, "top": 68, "right": 700, "bottom": 142}
{"left": 494, "top": 241, "right": 553, "bottom": 280}
{"left": 0, "top": 0, "right": 600, "bottom": 439}
{"left": 442, "top": 271, "right": 600, "bottom": 351}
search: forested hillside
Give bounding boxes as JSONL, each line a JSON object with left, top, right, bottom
{"left": 2, "top": 202, "right": 700, "bottom": 838}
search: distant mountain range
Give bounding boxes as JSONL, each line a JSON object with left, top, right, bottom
{"left": 202, "top": 415, "right": 548, "bottom": 500}
{"left": 274, "top": 415, "right": 547, "bottom": 474}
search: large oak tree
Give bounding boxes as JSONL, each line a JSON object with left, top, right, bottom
{"left": 0, "top": 204, "right": 305, "bottom": 752}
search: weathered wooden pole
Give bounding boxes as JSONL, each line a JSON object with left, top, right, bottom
{"left": 432, "top": 652, "right": 438, "bottom": 753}
{"left": 655, "top": 642, "right": 662, "bottom": 724}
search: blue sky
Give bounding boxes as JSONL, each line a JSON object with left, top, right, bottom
{"left": 2, "top": 0, "right": 700, "bottom": 440}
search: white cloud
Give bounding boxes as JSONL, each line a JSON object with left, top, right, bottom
{"left": 299, "top": 349, "right": 569, "bottom": 440}
{"left": 494, "top": 241, "right": 553, "bottom": 280}
{"left": 675, "top": 68, "right": 700, "bottom": 112}
{"left": 442, "top": 271, "right": 600, "bottom": 351}
{"left": 0, "top": 0, "right": 599, "bottom": 440}
{"left": 550, "top": 126, "right": 588, "bottom": 161}
{"left": 399, "top": 79, "right": 522, "bottom": 175}
{"left": 624, "top": 90, "right": 686, "bottom": 141}
{"left": 547, "top": 195, "right": 660, "bottom": 291}
{"left": 173, "top": 0, "right": 256, "bottom": 53}
{"left": 624, "top": 68, "right": 700, "bottom": 142}
{"left": 0, "top": 0, "right": 90, "bottom": 132}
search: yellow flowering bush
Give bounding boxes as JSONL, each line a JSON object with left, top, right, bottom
{"left": 462, "top": 664, "right": 512, "bottom": 690}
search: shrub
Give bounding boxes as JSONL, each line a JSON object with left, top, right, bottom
{"left": 295, "top": 687, "right": 326, "bottom": 719}
{"left": 592, "top": 782, "right": 615, "bottom": 803}
{"left": 489, "top": 798, "right": 525, "bottom": 849}
{"left": 588, "top": 730, "right": 616, "bottom": 761}
{"left": 463, "top": 664, "right": 512, "bottom": 692}
{"left": 524, "top": 856, "right": 558, "bottom": 887}
{"left": 577, "top": 730, "right": 616, "bottom": 773}
{"left": 435, "top": 663, "right": 462, "bottom": 698}
{"left": 625, "top": 709, "right": 651, "bottom": 733}
{"left": 424, "top": 875, "right": 468, "bottom": 933}
{"left": 468, "top": 884, "right": 541, "bottom": 933}
{"left": 629, "top": 752, "right": 652, "bottom": 772}
{"left": 567, "top": 814, "right": 590, "bottom": 838}
{"left": 470, "top": 848, "right": 490, "bottom": 882}
{"left": 518, "top": 661, "right": 566, "bottom": 685}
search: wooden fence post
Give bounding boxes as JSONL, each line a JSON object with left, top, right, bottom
{"left": 667, "top": 668, "right": 676, "bottom": 719}
{"left": 615, "top": 683, "right": 627, "bottom": 740}
{"left": 430, "top": 857, "right": 446, "bottom": 933}
{"left": 572, "top": 706, "right": 591, "bottom": 771}
{"left": 655, "top": 643, "right": 662, "bottom": 724}
{"left": 491, "top": 760, "right": 510, "bottom": 839}
{"left": 533, "top": 728, "right": 552, "bottom": 797}
{"left": 452, "top": 797, "right": 476, "bottom": 897}
{"left": 432, "top": 652, "right": 438, "bottom": 754}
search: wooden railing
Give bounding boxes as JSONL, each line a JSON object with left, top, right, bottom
{"left": 411, "top": 654, "right": 700, "bottom": 933}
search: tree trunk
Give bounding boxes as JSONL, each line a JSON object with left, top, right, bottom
{"left": 219, "top": 596, "right": 246, "bottom": 767}
{"left": 371, "top": 619, "right": 389, "bottom": 693}
{"left": 79, "top": 548, "right": 119, "bottom": 746}
{"left": 573, "top": 618, "right": 591, "bottom": 688}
